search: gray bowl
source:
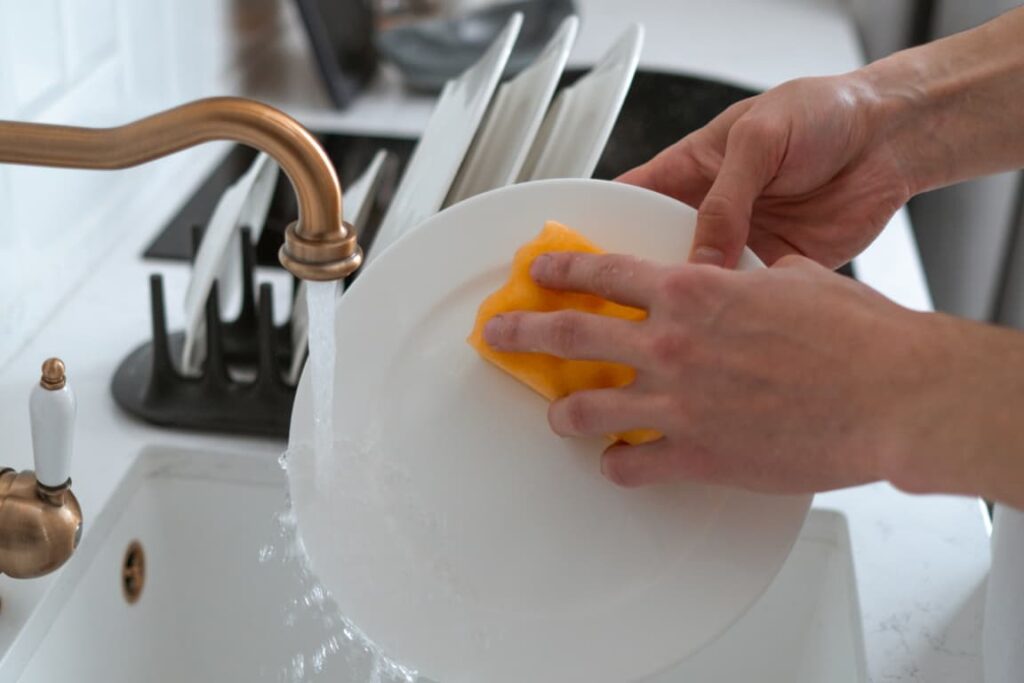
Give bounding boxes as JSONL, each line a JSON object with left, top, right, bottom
{"left": 377, "top": 0, "right": 576, "bottom": 93}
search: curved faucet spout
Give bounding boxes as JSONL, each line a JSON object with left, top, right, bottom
{"left": 0, "top": 97, "right": 360, "bottom": 281}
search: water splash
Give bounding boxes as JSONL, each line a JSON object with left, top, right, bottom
{"left": 278, "top": 286, "right": 423, "bottom": 682}
{"left": 258, "top": 452, "right": 420, "bottom": 683}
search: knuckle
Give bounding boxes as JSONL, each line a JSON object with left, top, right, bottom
{"left": 601, "top": 452, "right": 642, "bottom": 488}
{"left": 551, "top": 395, "right": 591, "bottom": 435}
{"left": 589, "top": 258, "right": 621, "bottom": 298}
{"left": 548, "top": 312, "right": 583, "bottom": 355}
{"left": 666, "top": 396, "right": 696, "bottom": 435}
{"left": 773, "top": 253, "right": 802, "bottom": 266}
{"left": 548, "top": 252, "right": 576, "bottom": 282}
{"left": 648, "top": 331, "right": 690, "bottom": 367}
{"left": 658, "top": 267, "right": 705, "bottom": 301}
{"left": 773, "top": 253, "right": 813, "bottom": 270}
{"left": 658, "top": 269, "right": 690, "bottom": 300}
{"left": 731, "top": 114, "right": 781, "bottom": 143}
{"left": 490, "top": 313, "right": 519, "bottom": 345}
{"left": 682, "top": 448, "right": 719, "bottom": 482}
{"left": 698, "top": 193, "right": 736, "bottom": 224}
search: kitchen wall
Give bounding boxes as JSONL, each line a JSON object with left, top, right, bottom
{"left": 0, "top": 0, "right": 282, "bottom": 368}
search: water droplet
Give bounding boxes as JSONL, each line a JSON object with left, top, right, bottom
{"left": 289, "top": 653, "right": 305, "bottom": 681}
{"left": 261, "top": 484, "right": 419, "bottom": 682}
{"left": 258, "top": 544, "right": 276, "bottom": 563}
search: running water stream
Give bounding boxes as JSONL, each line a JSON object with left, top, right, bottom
{"left": 267, "top": 282, "right": 419, "bottom": 681}
{"left": 306, "top": 281, "right": 338, "bottom": 483}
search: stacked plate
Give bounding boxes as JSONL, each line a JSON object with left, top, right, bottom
{"left": 367, "top": 11, "right": 644, "bottom": 260}
{"left": 180, "top": 10, "right": 643, "bottom": 371}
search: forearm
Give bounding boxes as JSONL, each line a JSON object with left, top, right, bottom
{"left": 883, "top": 312, "right": 1024, "bottom": 508}
{"left": 858, "top": 6, "right": 1024, "bottom": 194}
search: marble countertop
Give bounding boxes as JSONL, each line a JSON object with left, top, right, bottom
{"left": 0, "top": 1, "right": 989, "bottom": 681}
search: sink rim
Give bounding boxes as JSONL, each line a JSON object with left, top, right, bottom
{"left": 0, "top": 446, "right": 868, "bottom": 683}
{"left": 0, "top": 445, "right": 282, "bottom": 681}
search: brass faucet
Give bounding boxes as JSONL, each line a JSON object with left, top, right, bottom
{"left": 0, "top": 360, "right": 82, "bottom": 578}
{"left": 0, "top": 99, "right": 363, "bottom": 577}
{"left": 0, "top": 97, "right": 362, "bottom": 281}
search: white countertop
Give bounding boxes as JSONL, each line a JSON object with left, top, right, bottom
{"left": 0, "top": 1, "right": 988, "bottom": 681}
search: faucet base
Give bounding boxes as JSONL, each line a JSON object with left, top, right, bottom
{"left": 0, "top": 470, "right": 82, "bottom": 579}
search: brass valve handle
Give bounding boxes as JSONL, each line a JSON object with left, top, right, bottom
{"left": 0, "top": 359, "right": 82, "bottom": 578}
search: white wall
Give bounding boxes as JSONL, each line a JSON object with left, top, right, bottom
{"left": 0, "top": 0, "right": 282, "bottom": 367}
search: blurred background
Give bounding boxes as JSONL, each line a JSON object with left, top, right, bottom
{"left": 853, "top": 0, "right": 1024, "bottom": 327}
{"left": 0, "top": 0, "right": 1021, "bottom": 358}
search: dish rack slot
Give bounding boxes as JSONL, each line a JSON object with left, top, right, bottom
{"left": 111, "top": 227, "right": 300, "bottom": 437}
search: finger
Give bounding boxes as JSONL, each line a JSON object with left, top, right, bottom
{"left": 746, "top": 230, "right": 805, "bottom": 265}
{"left": 601, "top": 439, "right": 715, "bottom": 488}
{"left": 770, "top": 253, "right": 817, "bottom": 270}
{"left": 616, "top": 138, "right": 712, "bottom": 208}
{"left": 691, "top": 116, "right": 786, "bottom": 268}
{"left": 617, "top": 98, "right": 755, "bottom": 207}
{"left": 483, "top": 310, "right": 644, "bottom": 364}
{"left": 548, "top": 389, "right": 665, "bottom": 438}
{"left": 530, "top": 252, "right": 660, "bottom": 308}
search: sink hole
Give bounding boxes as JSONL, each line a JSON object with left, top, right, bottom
{"left": 121, "top": 540, "right": 145, "bottom": 605}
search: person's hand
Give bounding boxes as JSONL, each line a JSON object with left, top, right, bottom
{"left": 482, "top": 251, "right": 1008, "bottom": 498}
{"left": 618, "top": 74, "right": 915, "bottom": 269}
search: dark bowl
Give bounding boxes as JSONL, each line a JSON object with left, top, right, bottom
{"left": 565, "top": 69, "right": 759, "bottom": 179}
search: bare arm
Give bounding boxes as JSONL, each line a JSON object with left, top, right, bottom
{"left": 865, "top": 5, "right": 1024, "bottom": 194}
{"left": 485, "top": 252, "right": 1024, "bottom": 509}
{"left": 482, "top": 9, "right": 1024, "bottom": 505}
{"left": 619, "top": 6, "right": 1024, "bottom": 269}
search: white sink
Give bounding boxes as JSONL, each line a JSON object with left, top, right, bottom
{"left": 0, "top": 446, "right": 867, "bottom": 682}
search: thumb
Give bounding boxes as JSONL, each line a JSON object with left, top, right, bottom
{"left": 616, "top": 138, "right": 712, "bottom": 209}
{"left": 691, "top": 118, "right": 783, "bottom": 268}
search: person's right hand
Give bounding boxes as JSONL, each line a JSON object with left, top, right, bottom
{"left": 618, "top": 73, "right": 915, "bottom": 269}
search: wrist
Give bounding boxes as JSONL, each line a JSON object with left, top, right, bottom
{"left": 853, "top": 55, "right": 949, "bottom": 196}
{"left": 879, "top": 313, "right": 1024, "bottom": 507}
{"left": 855, "top": 7, "right": 1024, "bottom": 195}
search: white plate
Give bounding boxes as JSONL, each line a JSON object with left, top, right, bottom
{"left": 367, "top": 13, "right": 522, "bottom": 261}
{"left": 288, "top": 179, "right": 812, "bottom": 683}
{"left": 518, "top": 24, "right": 643, "bottom": 181}
{"left": 444, "top": 15, "right": 579, "bottom": 207}
{"left": 181, "top": 152, "right": 278, "bottom": 375}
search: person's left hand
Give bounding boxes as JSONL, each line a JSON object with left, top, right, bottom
{"left": 482, "top": 251, "right": 939, "bottom": 493}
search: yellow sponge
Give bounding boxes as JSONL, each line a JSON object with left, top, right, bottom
{"left": 467, "top": 221, "right": 660, "bottom": 445}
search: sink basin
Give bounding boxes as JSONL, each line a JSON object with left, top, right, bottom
{"left": 0, "top": 446, "right": 867, "bottom": 682}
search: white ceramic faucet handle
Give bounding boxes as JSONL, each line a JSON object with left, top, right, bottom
{"left": 29, "top": 358, "right": 76, "bottom": 488}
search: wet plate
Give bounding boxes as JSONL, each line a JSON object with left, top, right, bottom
{"left": 288, "top": 179, "right": 812, "bottom": 683}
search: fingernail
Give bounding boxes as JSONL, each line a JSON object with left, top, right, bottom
{"left": 530, "top": 254, "right": 552, "bottom": 281}
{"left": 690, "top": 245, "right": 726, "bottom": 266}
{"left": 483, "top": 315, "right": 506, "bottom": 344}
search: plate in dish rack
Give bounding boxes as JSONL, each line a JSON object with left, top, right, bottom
{"left": 288, "top": 179, "right": 812, "bottom": 683}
